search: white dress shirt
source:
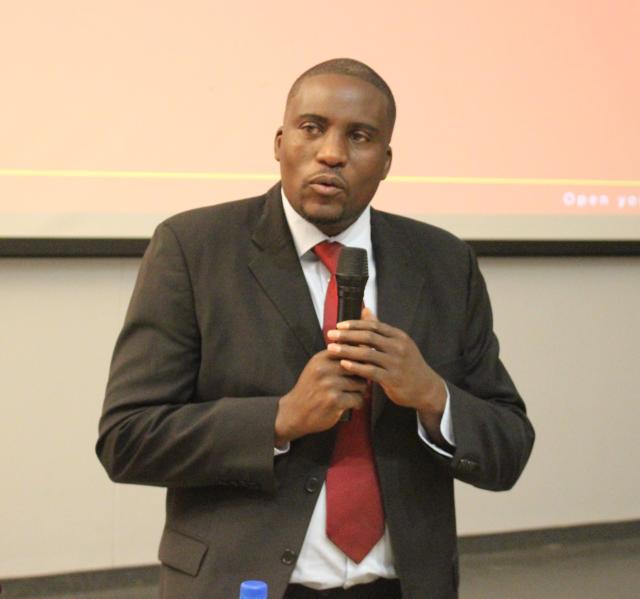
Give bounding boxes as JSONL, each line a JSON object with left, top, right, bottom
{"left": 280, "top": 193, "right": 455, "bottom": 589}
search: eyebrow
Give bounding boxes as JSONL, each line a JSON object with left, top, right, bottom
{"left": 351, "top": 121, "right": 381, "bottom": 136}
{"left": 296, "top": 113, "right": 381, "bottom": 136}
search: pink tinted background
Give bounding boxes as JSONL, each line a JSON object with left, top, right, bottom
{"left": 1, "top": 1, "right": 638, "bottom": 234}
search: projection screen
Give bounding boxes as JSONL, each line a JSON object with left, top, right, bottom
{"left": 1, "top": 1, "right": 638, "bottom": 250}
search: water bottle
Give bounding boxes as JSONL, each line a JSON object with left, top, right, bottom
{"left": 239, "top": 579, "right": 268, "bottom": 599}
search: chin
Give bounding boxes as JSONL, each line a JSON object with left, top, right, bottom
{"left": 300, "top": 201, "right": 342, "bottom": 223}
{"left": 302, "top": 210, "right": 354, "bottom": 236}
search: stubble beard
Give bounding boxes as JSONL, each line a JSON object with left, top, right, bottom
{"left": 298, "top": 201, "right": 360, "bottom": 237}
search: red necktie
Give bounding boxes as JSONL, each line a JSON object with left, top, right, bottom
{"left": 313, "top": 241, "right": 384, "bottom": 564}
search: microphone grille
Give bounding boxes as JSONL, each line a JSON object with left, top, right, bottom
{"left": 337, "top": 247, "right": 368, "bottom": 278}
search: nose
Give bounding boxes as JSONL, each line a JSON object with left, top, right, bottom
{"left": 316, "top": 130, "right": 347, "bottom": 167}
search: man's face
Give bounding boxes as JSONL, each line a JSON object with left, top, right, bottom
{"left": 274, "top": 74, "right": 393, "bottom": 236}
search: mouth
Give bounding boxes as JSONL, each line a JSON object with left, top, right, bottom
{"left": 307, "top": 174, "right": 346, "bottom": 196}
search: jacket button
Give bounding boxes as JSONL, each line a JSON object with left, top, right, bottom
{"left": 458, "top": 458, "right": 479, "bottom": 473}
{"left": 304, "top": 476, "right": 320, "bottom": 493}
{"left": 281, "top": 549, "right": 298, "bottom": 565}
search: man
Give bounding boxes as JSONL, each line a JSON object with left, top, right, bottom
{"left": 97, "top": 58, "right": 534, "bottom": 599}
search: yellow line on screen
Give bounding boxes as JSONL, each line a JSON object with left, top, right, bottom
{"left": 391, "top": 176, "right": 640, "bottom": 187}
{"left": 0, "top": 169, "right": 278, "bottom": 181}
{"left": 0, "top": 169, "right": 639, "bottom": 187}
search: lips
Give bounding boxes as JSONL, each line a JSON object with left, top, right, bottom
{"left": 307, "top": 173, "right": 347, "bottom": 196}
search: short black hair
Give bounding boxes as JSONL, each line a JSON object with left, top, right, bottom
{"left": 287, "top": 58, "right": 396, "bottom": 132}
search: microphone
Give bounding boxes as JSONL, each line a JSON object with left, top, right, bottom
{"left": 336, "top": 247, "right": 368, "bottom": 422}
{"left": 336, "top": 247, "right": 368, "bottom": 322}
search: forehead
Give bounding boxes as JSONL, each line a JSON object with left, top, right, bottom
{"left": 285, "top": 74, "right": 391, "bottom": 133}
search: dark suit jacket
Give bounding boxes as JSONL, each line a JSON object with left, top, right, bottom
{"left": 96, "top": 184, "right": 534, "bottom": 599}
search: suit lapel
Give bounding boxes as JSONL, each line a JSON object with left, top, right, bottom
{"left": 370, "top": 210, "right": 427, "bottom": 424}
{"left": 249, "top": 194, "right": 428, "bottom": 427}
{"left": 249, "top": 185, "right": 326, "bottom": 358}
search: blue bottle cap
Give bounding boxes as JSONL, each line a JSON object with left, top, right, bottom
{"left": 239, "top": 579, "right": 268, "bottom": 599}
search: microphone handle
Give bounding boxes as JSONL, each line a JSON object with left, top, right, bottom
{"left": 337, "top": 293, "right": 364, "bottom": 322}
{"left": 337, "top": 284, "right": 366, "bottom": 422}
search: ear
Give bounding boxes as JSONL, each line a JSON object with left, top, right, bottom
{"left": 274, "top": 127, "right": 283, "bottom": 162}
{"left": 381, "top": 146, "right": 393, "bottom": 179}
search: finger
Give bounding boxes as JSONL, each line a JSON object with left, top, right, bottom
{"left": 328, "top": 342, "right": 387, "bottom": 366}
{"left": 339, "top": 373, "right": 368, "bottom": 393}
{"left": 339, "top": 359, "right": 386, "bottom": 384}
{"left": 318, "top": 349, "right": 363, "bottom": 367}
{"left": 335, "top": 318, "right": 398, "bottom": 338}
{"left": 361, "top": 306, "right": 378, "bottom": 321}
{"left": 339, "top": 391, "right": 365, "bottom": 412}
{"left": 327, "top": 329, "right": 393, "bottom": 351}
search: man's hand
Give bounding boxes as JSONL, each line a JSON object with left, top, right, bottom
{"left": 326, "top": 308, "right": 448, "bottom": 445}
{"left": 274, "top": 350, "right": 367, "bottom": 448}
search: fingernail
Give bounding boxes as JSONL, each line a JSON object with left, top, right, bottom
{"left": 327, "top": 330, "right": 339, "bottom": 339}
{"left": 327, "top": 343, "right": 341, "bottom": 353}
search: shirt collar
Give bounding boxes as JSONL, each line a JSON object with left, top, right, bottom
{"left": 281, "top": 189, "right": 373, "bottom": 259}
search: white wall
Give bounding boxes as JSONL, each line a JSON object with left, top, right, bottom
{"left": 1, "top": 256, "right": 639, "bottom": 578}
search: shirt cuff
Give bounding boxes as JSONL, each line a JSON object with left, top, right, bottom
{"left": 416, "top": 384, "right": 456, "bottom": 457}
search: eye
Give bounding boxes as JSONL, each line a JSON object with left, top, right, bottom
{"left": 350, "top": 130, "right": 371, "bottom": 143}
{"left": 300, "top": 122, "right": 322, "bottom": 136}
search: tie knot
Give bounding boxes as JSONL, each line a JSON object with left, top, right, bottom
{"left": 313, "top": 241, "right": 343, "bottom": 275}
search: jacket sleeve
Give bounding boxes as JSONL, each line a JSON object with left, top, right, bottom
{"left": 439, "top": 246, "right": 535, "bottom": 491}
{"left": 95, "top": 222, "right": 279, "bottom": 492}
